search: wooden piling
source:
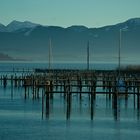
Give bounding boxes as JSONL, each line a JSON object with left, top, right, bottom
{"left": 11, "top": 75, "right": 13, "bottom": 99}
{"left": 66, "top": 83, "right": 71, "bottom": 120}
{"left": 3, "top": 76, "right": 7, "bottom": 88}
{"left": 137, "top": 82, "right": 140, "bottom": 110}
{"left": 91, "top": 88, "right": 94, "bottom": 120}
{"left": 2, "top": 69, "right": 140, "bottom": 120}
{"left": 46, "top": 91, "right": 50, "bottom": 118}
{"left": 42, "top": 89, "right": 44, "bottom": 119}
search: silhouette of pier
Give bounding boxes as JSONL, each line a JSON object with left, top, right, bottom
{"left": 1, "top": 69, "right": 140, "bottom": 120}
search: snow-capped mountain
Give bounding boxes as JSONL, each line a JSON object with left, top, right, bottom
{"left": 0, "top": 18, "right": 140, "bottom": 62}
{"left": 0, "top": 23, "right": 6, "bottom": 32}
{"left": 126, "top": 18, "right": 140, "bottom": 25}
{"left": 5, "top": 20, "right": 40, "bottom": 32}
{"left": 115, "top": 18, "right": 140, "bottom": 29}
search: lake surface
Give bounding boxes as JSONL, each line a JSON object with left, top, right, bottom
{"left": 0, "top": 62, "right": 140, "bottom": 140}
{"left": 0, "top": 61, "right": 118, "bottom": 71}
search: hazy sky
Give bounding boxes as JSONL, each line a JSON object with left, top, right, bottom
{"left": 0, "top": 0, "right": 140, "bottom": 27}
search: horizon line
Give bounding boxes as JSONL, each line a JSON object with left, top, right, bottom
{"left": 1, "top": 17, "right": 140, "bottom": 29}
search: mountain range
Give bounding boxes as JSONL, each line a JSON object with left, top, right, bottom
{"left": 0, "top": 18, "right": 140, "bottom": 64}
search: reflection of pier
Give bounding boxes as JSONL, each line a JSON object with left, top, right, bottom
{"left": 1, "top": 69, "right": 140, "bottom": 120}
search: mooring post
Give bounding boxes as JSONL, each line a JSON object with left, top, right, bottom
{"left": 32, "top": 76, "right": 34, "bottom": 99}
{"left": 125, "top": 84, "right": 128, "bottom": 109}
{"left": 50, "top": 80, "right": 53, "bottom": 100}
{"left": 66, "top": 91, "right": 69, "bottom": 120}
{"left": 125, "top": 85, "right": 128, "bottom": 101}
{"left": 42, "top": 89, "right": 44, "bottom": 119}
{"left": 93, "top": 79, "right": 96, "bottom": 100}
{"left": 79, "top": 77, "right": 82, "bottom": 100}
{"left": 109, "top": 80, "right": 111, "bottom": 100}
{"left": 132, "top": 79, "right": 136, "bottom": 109}
{"left": 133, "top": 93, "right": 136, "bottom": 109}
{"left": 27, "top": 80, "right": 30, "bottom": 98}
{"left": 46, "top": 89, "right": 50, "bottom": 118}
{"left": 114, "top": 93, "right": 118, "bottom": 109}
{"left": 3, "top": 76, "right": 7, "bottom": 88}
{"left": 23, "top": 78, "right": 27, "bottom": 99}
{"left": 14, "top": 76, "right": 18, "bottom": 87}
{"left": 137, "top": 81, "right": 140, "bottom": 110}
{"left": 103, "top": 74, "right": 105, "bottom": 90}
{"left": 11, "top": 75, "right": 14, "bottom": 99}
{"left": 113, "top": 90, "right": 118, "bottom": 121}
{"left": 60, "top": 80, "right": 63, "bottom": 92}
{"left": 91, "top": 87, "right": 94, "bottom": 120}
{"left": 24, "top": 85, "right": 27, "bottom": 99}
{"left": 33, "top": 79, "right": 36, "bottom": 99}
{"left": 113, "top": 79, "right": 118, "bottom": 110}
{"left": 69, "top": 91, "right": 72, "bottom": 119}
{"left": 66, "top": 82, "right": 71, "bottom": 120}
{"left": 37, "top": 86, "right": 40, "bottom": 99}
{"left": 64, "top": 80, "right": 66, "bottom": 99}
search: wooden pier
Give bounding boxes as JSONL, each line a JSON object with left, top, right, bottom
{"left": 1, "top": 69, "right": 140, "bottom": 120}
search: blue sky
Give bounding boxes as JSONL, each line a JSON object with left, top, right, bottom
{"left": 0, "top": 0, "right": 140, "bottom": 27}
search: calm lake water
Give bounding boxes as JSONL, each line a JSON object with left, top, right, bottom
{"left": 0, "top": 61, "right": 118, "bottom": 71}
{"left": 0, "top": 62, "right": 140, "bottom": 140}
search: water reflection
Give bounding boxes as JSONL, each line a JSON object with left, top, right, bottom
{"left": 1, "top": 87, "right": 140, "bottom": 140}
{"left": 1, "top": 85, "right": 140, "bottom": 122}
{"left": 113, "top": 106, "right": 120, "bottom": 121}
{"left": 137, "top": 110, "right": 140, "bottom": 120}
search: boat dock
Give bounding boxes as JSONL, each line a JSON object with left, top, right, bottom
{"left": 0, "top": 69, "right": 140, "bottom": 120}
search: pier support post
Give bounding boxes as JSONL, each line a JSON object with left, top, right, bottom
{"left": 42, "top": 89, "right": 44, "bottom": 119}
{"left": 66, "top": 84, "right": 71, "bottom": 120}
{"left": 113, "top": 93, "right": 118, "bottom": 121}
{"left": 137, "top": 83, "right": 140, "bottom": 110}
{"left": 91, "top": 91, "right": 94, "bottom": 120}
{"left": 133, "top": 80, "right": 136, "bottom": 109}
{"left": 3, "top": 76, "right": 7, "bottom": 88}
{"left": 11, "top": 75, "right": 13, "bottom": 99}
{"left": 50, "top": 80, "right": 53, "bottom": 100}
{"left": 46, "top": 90, "right": 50, "bottom": 118}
